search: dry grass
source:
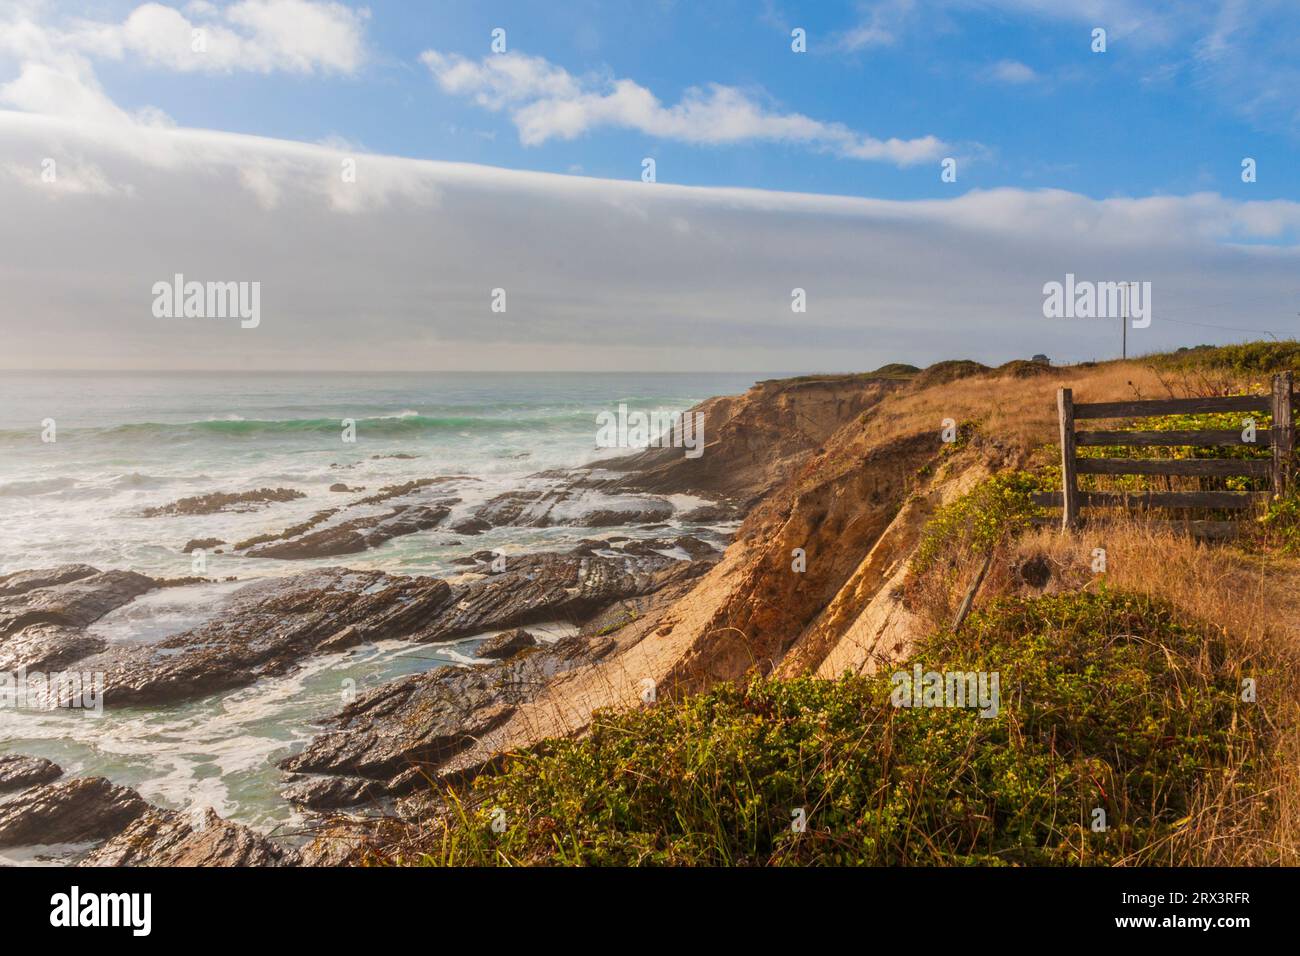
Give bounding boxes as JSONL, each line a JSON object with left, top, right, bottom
{"left": 857, "top": 360, "right": 1177, "bottom": 463}
{"left": 1003, "top": 516, "right": 1300, "bottom": 864}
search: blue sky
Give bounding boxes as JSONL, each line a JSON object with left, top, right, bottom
{"left": 1, "top": 1, "right": 1298, "bottom": 371}
{"left": 70, "top": 0, "right": 1300, "bottom": 202}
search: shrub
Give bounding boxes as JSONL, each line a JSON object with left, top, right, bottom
{"left": 396, "top": 591, "right": 1263, "bottom": 867}
{"left": 912, "top": 471, "right": 1048, "bottom": 575}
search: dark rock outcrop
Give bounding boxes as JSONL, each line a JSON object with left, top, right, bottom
{"left": 0, "top": 564, "right": 99, "bottom": 598}
{"left": 84, "top": 808, "right": 300, "bottom": 867}
{"left": 0, "top": 754, "right": 63, "bottom": 793}
{"left": 142, "top": 487, "right": 305, "bottom": 517}
{"left": 0, "top": 777, "right": 149, "bottom": 846}
{"left": 279, "top": 634, "right": 618, "bottom": 808}
{"left": 0, "top": 568, "right": 155, "bottom": 639}
{"left": 449, "top": 517, "right": 491, "bottom": 535}
{"left": 0, "top": 569, "right": 156, "bottom": 672}
{"left": 245, "top": 505, "right": 449, "bottom": 559}
{"left": 0, "top": 763, "right": 296, "bottom": 865}
{"left": 680, "top": 502, "right": 743, "bottom": 523}
{"left": 473, "top": 488, "right": 674, "bottom": 529}
{"left": 88, "top": 569, "right": 454, "bottom": 706}
{"left": 474, "top": 628, "right": 537, "bottom": 660}
{"left": 182, "top": 537, "right": 225, "bottom": 553}
{"left": 0, "top": 623, "right": 108, "bottom": 672}
{"left": 407, "top": 552, "right": 706, "bottom": 644}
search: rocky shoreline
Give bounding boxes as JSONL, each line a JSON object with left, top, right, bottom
{"left": 0, "top": 372, "right": 904, "bottom": 866}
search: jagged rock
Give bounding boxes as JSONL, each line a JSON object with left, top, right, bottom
{"left": 0, "top": 564, "right": 98, "bottom": 598}
{"left": 670, "top": 535, "right": 719, "bottom": 559}
{"left": 474, "top": 488, "right": 674, "bottom": 529}
{"left": 279, "top": 634, "right": 617, "bottom": 808}
{"left": 233, "top": 508, "right": 339, "bottom": 551}
{"left": 297, "top": 816, "right": 409, "bottom": 866}
{"left": 84, "top": 808, "right": 300, "bottom": 867}
{"left": 280, "top": 774, "right": 392, "bottom": 811}
{"left": 355, "top": 477, "right": 467, "bottom": 506}
{"left": 449, "top": 517, "right": 491, "bottom": 535}
{"left": 0, "top": 624, "right": 107, "bottom": 672}
{"left": 142, "top": 487, "right": 305, "bottom": 516}
{"left": 680, "top": 502, "right": 743, "bottom": 523}
{"left": 0, "top": 569, "right": 155, "bottom": 640}
{"left": 181, "top": 537, "right": 225, "bottom": 553}
{"left": 0, "top": 777, "right": 148, "bottom": 846}
{"left": 88, "top": 569, "right": 454, "bottom": 706}
{"left": 408, "top": 553, "right": 706, "bottom": 644}
{"left": 474, "top": 628, "right": 537, "bottom": 660}
{"left": 246, "top": 505, "right": 449, "bottom": 559}
{"left": 0, "top": 754, "right": 62, "bottom": 793}
{"left": 620, "top": 538, "right": 675, "bottom": 557}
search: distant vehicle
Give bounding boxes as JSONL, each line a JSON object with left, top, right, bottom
{"left": 1031, "top": 354, "right": 1050, "bottom": 365}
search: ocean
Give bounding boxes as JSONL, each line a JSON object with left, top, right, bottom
{"left": 0, "top": 370, "right": 764, "bottom": 860}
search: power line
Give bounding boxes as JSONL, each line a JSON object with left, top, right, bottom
{"left": 1156, "top": 316, "right": 1280, "bottom": 338}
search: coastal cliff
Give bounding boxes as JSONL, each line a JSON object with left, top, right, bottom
{"left": 3, "top": 344, "right": 1298, "bottom": 866}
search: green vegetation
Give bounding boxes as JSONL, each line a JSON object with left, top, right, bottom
{"left": 913, "top": 359, "right": 990, "bottom": 389}
{"left": 912, "top": 471, "right": 1049, "bottom": 574}
{"left": 1256, "top": 490, "right": 1300, "bottom": 553}
{"left": 1078, "top": 411, "right": 1272, "bottom": 494}
{"left": 871, "top": 362, "right": 922, "bottom": 377}
{"left": 401, "top": 591, "right": 1262, "bottom": 867}
{"left": 1148, "top": 340, "right": 1300, "bottom": 376}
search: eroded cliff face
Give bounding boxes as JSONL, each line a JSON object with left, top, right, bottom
{"left": 598, "top": 374, "right": 904, "bottom": 506}
{"left": 412, "top": 375, "right": 1020, "bottom": 783}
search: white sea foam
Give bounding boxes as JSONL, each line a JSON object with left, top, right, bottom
{"left": 0, "top": 371, "right": 755, "bottom": 853}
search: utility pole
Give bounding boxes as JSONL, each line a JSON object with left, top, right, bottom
{"left": 1119, "top": 281, "right": 1130, "bottom": 360}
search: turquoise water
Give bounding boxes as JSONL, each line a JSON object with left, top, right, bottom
{"left": 0, "top": 371, "right": 762, "bottom": 857}
{"left": 0, "top": 371, "right": 763, "bottom": 577}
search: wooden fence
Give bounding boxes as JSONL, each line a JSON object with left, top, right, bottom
{"left": 1036, "top": 371, "right": 1293, "bottom": 536}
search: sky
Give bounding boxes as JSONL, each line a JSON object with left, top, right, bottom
{"left": 1, "top": 0, "right": 1298, "bottom": 371}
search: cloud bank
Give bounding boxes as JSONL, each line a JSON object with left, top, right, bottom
{"left": 2, "top": 111, "right": 1298, "bottom": 372}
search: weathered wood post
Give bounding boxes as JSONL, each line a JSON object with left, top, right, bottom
{"left": 1058, "top": 387, "right": 1080, "bottom": 529}
{"left": 1272, "top": 371, "right": 1294, "bottom": 497}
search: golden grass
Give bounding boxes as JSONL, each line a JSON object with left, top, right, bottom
{"left": 1004, "top": 516, "right": 1300, "bottom": 864}
{"left": 854, "top": 360, "right": 1183, "bottom": 467}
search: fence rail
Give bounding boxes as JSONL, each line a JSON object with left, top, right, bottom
{"left": 1053, "top": 371, "right": 1293, "bottom": 532}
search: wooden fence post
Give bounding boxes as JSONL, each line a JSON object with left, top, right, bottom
{"left": 1273, "top": 371, "right": 1294, "bottom": 497}
{"left": 1058, "top": 387, "right": 1080, "bottom": 529}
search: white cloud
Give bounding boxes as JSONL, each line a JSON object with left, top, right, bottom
{"left": 0, "top": 0, "right": 369, "bottom": 126}
{"left": 65, "top": 1, "right": 369, "bottom": 74}
{"left": 837, "top": 0, "right": 917, "bottom": 50}
{"left": 421, "top": 49, "right": 949, "bottom": 167}
{"left": 2, "top": 111, "right": 1297, "bottom": 373}
{"left": 986, "top": 59, "right": 1038, "bottom": 84}
{"left": 0, "top": 0, "right": 370, "bottom": 166}
{"left": 0, "top": 60, "right": 133, "bottom": 123}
